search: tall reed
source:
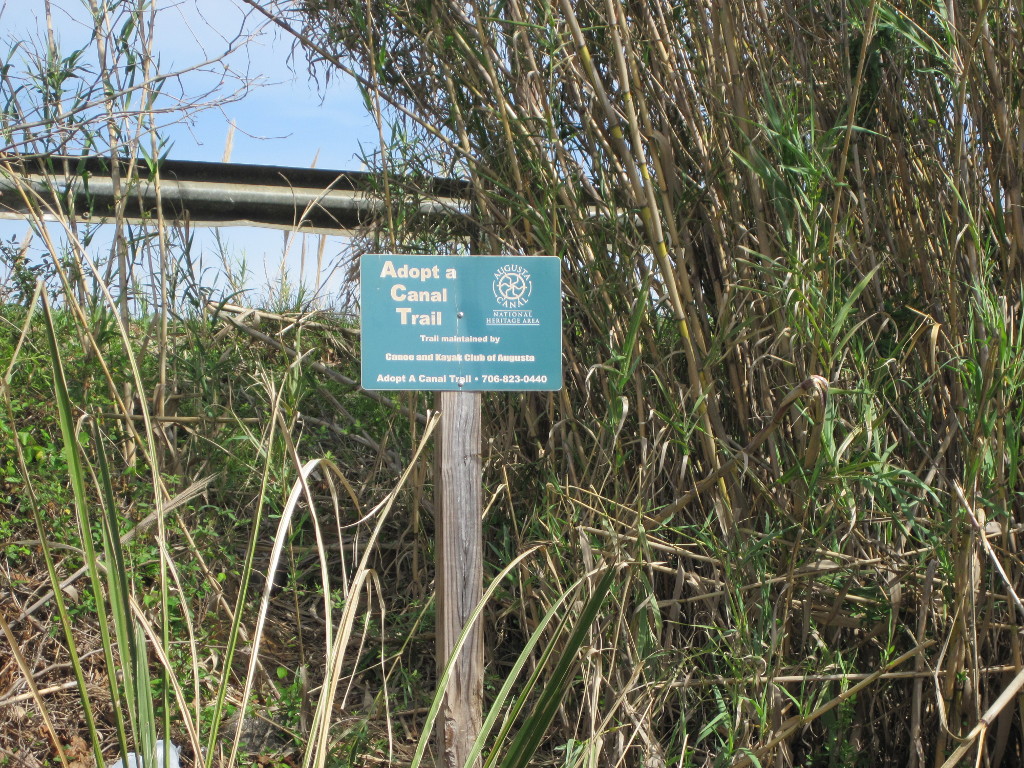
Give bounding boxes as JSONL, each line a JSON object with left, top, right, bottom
{"left": 264, "top": 0, "right": 1024, "bottom": 764}
{"left": 3, "top": 0, "right": 1024, "bottom": 765}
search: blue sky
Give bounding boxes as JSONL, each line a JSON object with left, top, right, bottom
{"left": 2, "top": 0, "right": 379, "bottom": 307}
{"left": 149, "top": 0, "right": 376, "bottom": 168}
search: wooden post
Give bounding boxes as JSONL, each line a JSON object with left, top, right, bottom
{"left": 436, "top": 390, "right": 483, "bottom": 768}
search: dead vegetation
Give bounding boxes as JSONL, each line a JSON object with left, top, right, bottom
{"left": 3, "top": 0, "right": 1024, "bottom": 766}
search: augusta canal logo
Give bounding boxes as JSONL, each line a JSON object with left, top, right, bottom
{"left": 493, "top": 264, "right": 532, "bottom": 308}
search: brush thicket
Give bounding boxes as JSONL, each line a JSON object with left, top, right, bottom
{"left": 279, "top": 0, "right": 1024, "bottom": 764}
{"left": 3, "top": 0, "right": 1024, "bottom": 765}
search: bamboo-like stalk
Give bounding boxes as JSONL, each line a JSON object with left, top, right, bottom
{"left": 281, "top": 0, "right": 1024, "bottom": 759}
{"left": 5, "top": 0, "right": 1024, "bottom": 765}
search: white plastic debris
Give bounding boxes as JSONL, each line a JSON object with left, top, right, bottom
{"left": 107, "top": 740, "right": 181, "bottom": 768}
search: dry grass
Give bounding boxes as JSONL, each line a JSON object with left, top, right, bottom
{"left": 271, "top": 0, "right": 1024, "bottom": 764}
{"left": 2, "top": 0, "right": 1024, "bottom": 766}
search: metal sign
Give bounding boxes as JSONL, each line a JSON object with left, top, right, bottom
{"left": 360, "top": 254, "right": 562, "bottom": 391}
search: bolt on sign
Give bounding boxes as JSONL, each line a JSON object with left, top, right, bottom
{"left": 360, "top": 254, "right": 562, "bottom": 391}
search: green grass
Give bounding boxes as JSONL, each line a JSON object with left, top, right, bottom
{"left": 4, "top": 0, "right": 1024, "bottom": 765}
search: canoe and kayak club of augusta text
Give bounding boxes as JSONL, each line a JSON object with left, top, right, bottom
{"left": 361, "top": 256, "right": 562, "bottom": 391}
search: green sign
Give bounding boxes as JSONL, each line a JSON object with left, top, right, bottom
{"left": 360, "top": 254, "right": 562, "bottom": 391}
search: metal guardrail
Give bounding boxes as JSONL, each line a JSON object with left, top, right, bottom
{"left": 0, "top": 156, "right": 470, "bottom": 234}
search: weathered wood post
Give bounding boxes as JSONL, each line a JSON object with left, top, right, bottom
{"left": 435, "top": 390, "right": 483, "bottom": 768}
